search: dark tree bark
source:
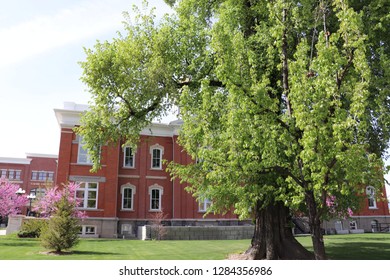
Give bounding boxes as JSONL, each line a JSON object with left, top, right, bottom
{"left": 244, "top": 200, "right": 314, "bottom": 260}
{"left": 305, "top": 190, "right": 327, "bottom": 260}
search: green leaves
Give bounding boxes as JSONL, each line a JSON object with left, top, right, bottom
{"left": 79, "top": 0, "right": 389, "bottom": 222}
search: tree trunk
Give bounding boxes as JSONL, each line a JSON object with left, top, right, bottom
{"left": 305, "top": 190, "right": 327, "bottom": 260}
{"left": 244, "top": 200, "right": 314, "bottom": 260}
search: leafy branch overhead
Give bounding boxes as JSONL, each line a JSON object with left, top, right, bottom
{"left": 78, "top": 0, "right": 389, "bottom": 260}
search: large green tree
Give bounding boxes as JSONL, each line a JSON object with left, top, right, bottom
{"left": 77, "top": 0, "right": 389, "bottom": 259}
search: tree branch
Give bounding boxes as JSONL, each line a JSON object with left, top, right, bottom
{"left": 336, "top": 49, "right": 355, "bottom": 90}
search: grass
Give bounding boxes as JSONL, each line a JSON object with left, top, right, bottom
{"left": 295, "top": 234, "right": 390, "bottom": 260}
{"left": 0, "top": 233, "right": 389, "bottom": 260}
{"left": 0, "top": 234, "right": 249, "bottom": 260}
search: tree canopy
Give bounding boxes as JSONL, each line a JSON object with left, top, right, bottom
{"left": 77, "top": 0, "right": 390, "bottom": 259}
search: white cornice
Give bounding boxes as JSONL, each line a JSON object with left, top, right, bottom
{"left": 54, "top": 108, "right": 83, "bottom": 129}
{"left": 54, "top": 102, "right": 182, "bottom": 136}
{"left": 26, "top": 153, "right": 58, "bottom": 159}
{"left": 0, "top": 157, "right": 32, "bottom": 165}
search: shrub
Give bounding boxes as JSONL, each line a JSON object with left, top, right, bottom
{"left": 17, "top": 231, "right": 36, "bottom": 238}
{"left": 18, "top": 219, "right": 48, "bottom": 238}
{"left": 40, "top": 195, "right": 80, "bottom": 253}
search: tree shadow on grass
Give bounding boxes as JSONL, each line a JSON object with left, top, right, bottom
{"left": 40, "top": 250, "right": 121, "bottom": 257}
{"left": 326, "top": 235, "right": 390, "bottom": 243}
{"left": 326, "top": 242, "right": 390, "bottom": 260}
{"left": 0, "top": 241, "right": 37, "bottom": 247}
{"left": 72, "top": 250, "right": 121, "bottom": 256}
{"left": 82, "top": 239, "right": 135, "bottom": 243}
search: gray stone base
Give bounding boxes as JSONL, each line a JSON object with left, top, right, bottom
{"left": 138, "top": 225, "right": 254, "bottom": 240}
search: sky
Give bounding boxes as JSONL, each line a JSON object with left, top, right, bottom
{"left": 0, "top": 0, "right": 172, "bottom": 158}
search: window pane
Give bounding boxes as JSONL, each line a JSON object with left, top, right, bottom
{"left": 124, "top": 147, "right": 134, "bottom": 167}
{"left": 152, "top": 149, "right": 161, "bottom": 168}
{"left": 123, "top": 188, "right": 133, "bottom": 209}
{"left": 15, "top": 170, "right": 21, "bottom": 180}
{"left": 87, "top": 200, "right": 96, "bottom": 208}
{"left": 47, "top": 172, "right": 54, "bottom": 181}
{"left": 76, "top": 190, "right": 84, "bottom": 199}
{"left": 151, "top": 189, "right": 160, "bottom": 210}
{"left": 88, "top": 191, "right": 97, "bottom": 199}
{"left": 78, "top": 138, "right": 92, "bottom": 164}
{"left": 85, "top": 226, "right": 95, "bottom": 234}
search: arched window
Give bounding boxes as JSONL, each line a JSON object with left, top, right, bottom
{"left": 366, "top": 186, "right": 377, "bottom": 209}
{"left": 121, "top": 184, "right": 136, "bottom": 210}
{"left": 123, "top": 147, "right": 135, "bottom": 168}
{"left": 150, "top": 144, "right": 164, "bottom": 170}
{"left": 149, "top": 184, "right": 163, "bottom": 211}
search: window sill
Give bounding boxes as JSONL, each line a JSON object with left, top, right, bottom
{"left": 77, "top": 208, "right": 103, "bottom": 211}
{"left": 121, "top": 209, "right": 135, "bottom": 212}
{"left": 149, "top": 209, "right": 162, "bottom": 212}
{"left": 75, "top": 162, "right": 93, "bottom": 166}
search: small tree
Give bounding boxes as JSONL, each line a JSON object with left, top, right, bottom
{"left": 40, "top": 192, "right": 81, "bottom": 254}
{"left": 149, "top": 210, "right": 168, "bottom": 241}
{"left": 0, "top": 179, "right": 28, "bottom": 219}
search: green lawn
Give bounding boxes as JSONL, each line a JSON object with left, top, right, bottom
{"left": 315, "top": 234, "right": 390, "bottom": 260}
{"left": 0, "top": 233, "right": 389, "bottom": 260}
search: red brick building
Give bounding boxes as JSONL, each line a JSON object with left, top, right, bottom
{"left": 54, "top": 102, "right": 390, "bottom": 237}
{"left": 322, "top": 186, "right": 390, "bottom": 234}
{"left": 0, "top": 153, "right": 57, "bottom": 215}
{"left": 54, "top": 102, "right": 243, "bottom": 238}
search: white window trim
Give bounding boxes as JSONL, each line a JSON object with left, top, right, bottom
{"left": 77, "top": 137, "right": 93, "bottom": 165}
{"left": 149, "top": 144, "right": 164, "bottom": 170}
{"left": 8, "top": 169, "right": 15, "bottom": 180}
{"left": 15, "top": 170, "right": 22, "bottom": 180}
{"left": 76, "top": 182, "right": 98, "bottom": 210}
{"left": 148, "top": 184, "right": 163, "bottom": 211}
{"left": 123, "top": 146, "right": 136, "bottom": 168}
{"left": 366, "top": 186, "right": 377, "bottom": 209}
{"left": 79, "top": 225, "right": 98, "bottom": 237}
{"left": 199, "top": 198, "right": 212, "bottom": 213}
{"left": 121, "top": 183, "right": 136, "bottom": 211}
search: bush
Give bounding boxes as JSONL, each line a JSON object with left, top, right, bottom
{"left": 18, "top": 219, "right": 48, "bottom": 238}
{"left": 17, "top": 230, "right": 38, "bottom": 238}
{"left": 40, "top": 195, "right": 80, "bottom": 253}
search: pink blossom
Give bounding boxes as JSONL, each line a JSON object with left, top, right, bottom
{"left": 326, "top": 194, "right": 353, "bottom": 219}
{"left": 326, "top": 195, "right": 336, "bottom": 207}
{"left": 0, "top": 179, "right": 29, "bottom": 218}
{"left": 33, "top": 182, "right": 87, "bottom": 219}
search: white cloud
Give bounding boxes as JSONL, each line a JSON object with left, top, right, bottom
{"left": 0, "top": 0, "right": 133, "bottom": 69}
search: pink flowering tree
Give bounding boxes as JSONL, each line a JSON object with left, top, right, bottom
{"left": 324, "top": 194, "right": 355, "bottom": 220}
{"left": 0, "top": 179, "right": 29, "bottom": 219}
{"left": 33, "top": 182, "right": 87, "bottom": 219}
